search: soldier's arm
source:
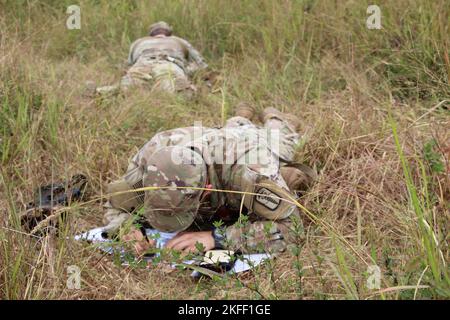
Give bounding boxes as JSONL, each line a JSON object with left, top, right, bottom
{"left": 215, "top": 210, "right": 304, "bottom": 254}
{"left": 102, "top": 156, "right": 142, "bottom": 233}
{"left": 178, "top": 37, "right": 208, "bottom": 75}
{"left": 127, "top": 39, "right": 139, "bottom": 66}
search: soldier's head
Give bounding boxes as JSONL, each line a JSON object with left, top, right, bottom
{"left": 148, "top": 21, "right": 173, "bottom": 37}
{"left": 142, "top": 146, "right": 207, "bottom": 232}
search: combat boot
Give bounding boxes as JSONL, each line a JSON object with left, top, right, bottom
{"left": 260, "top": 107, "right": 302, "bottom": 131}
{"left": 280, "top": 164, "right": 316, "bottom": 193}
{"left": 234, "top": 102, "right": 255, "bottom": 120}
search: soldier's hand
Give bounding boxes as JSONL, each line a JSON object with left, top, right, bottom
{"left": 122, "top": 227, "right": 155, "bottom": 256}
{"left": 165, "top": 231, "right": 214, "bottom": 253}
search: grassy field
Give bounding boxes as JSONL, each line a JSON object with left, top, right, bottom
{"left": 0, "top": 0, "right": 449, "bottom": 299}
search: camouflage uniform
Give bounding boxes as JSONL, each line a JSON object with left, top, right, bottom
{"left": 103, "top": 113, "right": 305, "bottom": 254}
{"left": 96, "top": 22, "right": 207, "bottom": 95}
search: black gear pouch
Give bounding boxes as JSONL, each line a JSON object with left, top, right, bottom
{"left": 21, "top": 174, "right": 88, "bottom": 234}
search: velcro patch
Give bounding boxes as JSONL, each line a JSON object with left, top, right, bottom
{"left": 255, "top": 187, "right": 281, "bottom": 210}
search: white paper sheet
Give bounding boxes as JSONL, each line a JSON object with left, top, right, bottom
{"left": 74, "top": 227, "right": 271, "bottom": 275}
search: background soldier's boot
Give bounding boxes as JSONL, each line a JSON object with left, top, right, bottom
{"left": 260, "top": 107, "right": 301, "bottom": 131}
{"left": 96, "top": 84, "right": 120, "bottom": 96}
{"left": 280, "top": 165, "right": 316, "bottom": 193}
{"left": 234, "top": 102, "right": 255, "bottom": 120}
{"left": 84, "top": 81, "right": 97, "bottom": 98}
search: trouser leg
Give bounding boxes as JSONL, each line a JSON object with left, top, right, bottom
{"left": 93, "top": 67, "right": 144, "bottom": 96}
{"left": 150, "top": 61, "right": 194, "bottom": 93}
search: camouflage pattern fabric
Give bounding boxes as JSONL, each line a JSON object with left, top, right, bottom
{"left": 127, "top": 36, "right": 207, "bottom": 75}
{"left": 103, "top": 114, "right": 304, "bottom": 253}
{"left": 142, "top": 146, "right": 207, "bottom": 232}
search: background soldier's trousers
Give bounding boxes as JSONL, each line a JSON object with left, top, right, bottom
{"left": 97, "top": 56, "right": 193, "bottom": 95}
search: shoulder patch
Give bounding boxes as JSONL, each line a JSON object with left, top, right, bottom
{"left": 255, "top": 187, "right": 281, "bottom": 210}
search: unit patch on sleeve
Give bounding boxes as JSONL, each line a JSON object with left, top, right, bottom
{"left": 255, "top": 187, "right": 281, "bottom": 210}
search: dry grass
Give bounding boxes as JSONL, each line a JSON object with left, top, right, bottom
{"left": 0, "top": 0, "right": 449, "bottom": 299}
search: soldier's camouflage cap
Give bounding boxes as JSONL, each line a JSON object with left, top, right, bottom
{"left": 142, "top": 146, "right": 207, "bottom": 232}
{"left": 149, "top": 21, "right": 173, "bottom": 36}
